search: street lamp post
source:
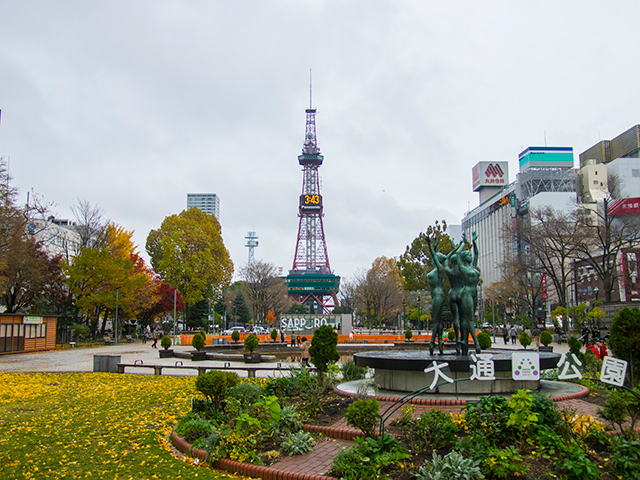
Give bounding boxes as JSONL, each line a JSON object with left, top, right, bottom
{"left": 114, "top": 289, "right": 119, "bottom": 344}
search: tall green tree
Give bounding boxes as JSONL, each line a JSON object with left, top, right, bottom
{"left": 64, "top": 224, "right": 152, "bottom": 337}
{"left": 231, "top": 292, "right": 251, "bottom": 325}
{"left": 397, "top": 220, "right": 456, "bottom": 292}
{"left": 608, "top": 307, "right": 640, "bottom": 388}
{"left": 146, "top": 208, "right": 233, "bottom": 306}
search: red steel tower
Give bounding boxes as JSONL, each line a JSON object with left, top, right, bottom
{"left": 286, "top": 104, "right": 340, "bottom": 313}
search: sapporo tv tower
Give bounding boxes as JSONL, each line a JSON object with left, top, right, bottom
{"left": 285, "top": 89, "right": 340, "bottom": 314}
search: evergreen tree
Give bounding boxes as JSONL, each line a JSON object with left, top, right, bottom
{"left": 232, "top": 292, "right": 251, "bottom": 324}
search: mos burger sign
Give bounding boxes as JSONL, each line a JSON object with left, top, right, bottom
{"left": 472, "top": 161, "right": 509, "bottom": 191}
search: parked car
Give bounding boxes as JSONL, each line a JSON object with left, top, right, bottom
{"left": 223, "top": 326, "right": 246, "bottom": 335}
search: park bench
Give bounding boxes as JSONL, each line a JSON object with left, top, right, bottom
{"left": 103, "top": 336, "right": 114, "bottom": 345}
{"left": 116, "top": 361, "right": 315, "bottom": 378}
{"left": 125, "top": 335, "right": 134, "bottom": 343}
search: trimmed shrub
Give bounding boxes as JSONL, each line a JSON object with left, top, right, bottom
{"left": 405, "top": 329, "right": 413, "bottom": 340}
{"left": 192, "top": 332, "right": 205, "bottom": 351}
{"left": 308, "top": 325, "right": 339, "bottom": 377}
{"left": 477, "top": 330, "right": 491, "bottom": 350}
{"left": 540, "top": 330, "right": 553, "bottom": 346}
{"left": 195, "top": 370, "right": 240, "bottom": 410}
{"left": 519, "top": 331, "right": 532, "bottom": 349}
{"left": 244, "top": 333, "right": 259, "bottom": 352}
{"left": 345, "top": 398, "right": 380, "bottom": 438}
{"left": 270, "top": 329, "right": 278, "bottom": 341}
{"left": 160, "top": 335, "right": 172, "bottom": 350}
{"left": 231, "top": 330, "right": 240, "bottom": 342}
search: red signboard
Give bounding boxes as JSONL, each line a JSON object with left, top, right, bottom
{"left": 609, "top": 197, "right": 640, "bottom": 216}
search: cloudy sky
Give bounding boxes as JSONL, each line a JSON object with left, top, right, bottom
{"left": 1, "top": 1, "right": 640, "bottom": 283}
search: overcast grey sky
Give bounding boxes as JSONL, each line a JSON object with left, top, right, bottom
{"left": 1, "top": 1, "right": 639, "bottom": 282}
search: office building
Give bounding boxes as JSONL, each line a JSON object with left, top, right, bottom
{"left": 462, "top": 147, "right": 576, "bottom": 288}
{"left": 186, "top": 193, "right": 220, "bottom": 219}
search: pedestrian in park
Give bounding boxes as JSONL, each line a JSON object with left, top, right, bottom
{"left": 141, "top": 330, "right": 147, "bottom": 344}
{"left": 509, "top": 326, "right": 517, "bottom": 345}
{"left": 532, "top": 326, "right": 541, "bottom": 349}
{"left": 502, "top": 325, "right": 509, "bottom": 344}
{"left": 585, "top": 343, "right": 601, "bottom": 360}
{"left": 598, "top": 341, "right": 608, "bottom": 359}
{"left": 581, "top": 325, "right": 590, "bottom": 346}
{"left": 151, "top": 328, "right": 159, "bottom": 349}
{"left": 280, "top": 329, "right": 285, "bottom": 343}
{"left": 290, "top": 334, "right": 295, "bottom": 347}
{"left": 299, "top": 336, "right": 311, "bottom": 367}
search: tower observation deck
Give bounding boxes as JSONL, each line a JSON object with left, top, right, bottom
{"left": 285, "top": 105, "right": 340, "bottom": 314}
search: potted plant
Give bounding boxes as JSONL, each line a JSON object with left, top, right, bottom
{"left": 159, "top": 335, "right": 174, "bottom": 358}
{"left": 539, "top": 330, "right": 554, "bottom": 352}
{"left": 243, "top": 333, "right": 261, "bottom": 363}
{"left": 191, "top": 333, "right": 207, "bottom": 361}
{"left": 404, "top": 329, "right": 413, "bottom": 342}
{"left": 270, "top": 329, "right": 278, "bottom": 343}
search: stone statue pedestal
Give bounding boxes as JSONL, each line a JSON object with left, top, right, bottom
{"left": 354, "top": 349, "right": 560, "bottom": 395}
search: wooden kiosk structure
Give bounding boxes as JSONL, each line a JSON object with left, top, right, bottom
{"left": 0, "top": 313, "right": 57, "bottom": 354}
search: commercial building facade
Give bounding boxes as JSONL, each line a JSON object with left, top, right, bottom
{"left": 187, "top": 193, "right": 220, "bottom": 218}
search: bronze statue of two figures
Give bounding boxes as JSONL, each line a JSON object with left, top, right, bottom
{"left": 426, "top": 232, "right": 481, "bottom": 356}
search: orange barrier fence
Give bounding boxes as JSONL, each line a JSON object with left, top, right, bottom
{"left": 180, "top": 332, "right": 436, "bottom": 346}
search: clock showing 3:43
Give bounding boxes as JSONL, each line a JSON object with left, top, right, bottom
{"left": 300, "top": 194, "right": 322, "bottom": 209}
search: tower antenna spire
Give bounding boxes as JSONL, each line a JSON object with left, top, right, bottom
{"left": 309, "top": 69, "right": 313, "bottom": 109}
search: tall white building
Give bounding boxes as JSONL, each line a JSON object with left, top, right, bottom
{"left": 462, "top": 147, "right": 576, "bottom": 289}
{"left": 186, "top": 193, "right": 220, "bottom": 219}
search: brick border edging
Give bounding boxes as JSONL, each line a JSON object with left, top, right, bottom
{"left": 171, "top": 430, "right": 338, "bottom": 480}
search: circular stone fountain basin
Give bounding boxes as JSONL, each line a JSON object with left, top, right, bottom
{"left": 354, "top": 349, "right": 561, "bottom": 395}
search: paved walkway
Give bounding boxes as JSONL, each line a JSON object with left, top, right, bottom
{"left": 0, "top": 338, "right": 573, "bottom": 374}
{"left": 0, "top": 342, "right": 301, "bottom": 376}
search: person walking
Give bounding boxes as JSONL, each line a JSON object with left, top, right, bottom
{"left": 151, "top": 328, "right": 159, "bottom": 348}
{"left": 532, "top": 326, "right": 541, "bottom": 349}
{"left": 299, "top": 336, "right": 311, "bottom": 367}
{"left": 502, "top": 325, "right": 509, "bottom": 344}
{"left": 509, "top": 326, "right": 517, "bottom": 345}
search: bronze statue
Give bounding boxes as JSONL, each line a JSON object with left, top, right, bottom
{"left": 426, "top": 236, "right": 455, "bottom": 355}
{"left": 451, "top": 232, "right": 481, "bottom": 355}
{"left": 445, "top": 238, "right": 465, "bottom": 355}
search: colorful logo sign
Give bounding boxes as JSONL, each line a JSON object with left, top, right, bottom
{"left": 511, "top": 352, "right": 540, "bottom": 380}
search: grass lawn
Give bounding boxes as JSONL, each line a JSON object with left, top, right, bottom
{"left": 0, "top": 372, "right": 246, "bottom": 480}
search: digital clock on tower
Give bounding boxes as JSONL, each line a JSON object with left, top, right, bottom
{"left": 300, "top": 194, "right": 322, "bottom": 210}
